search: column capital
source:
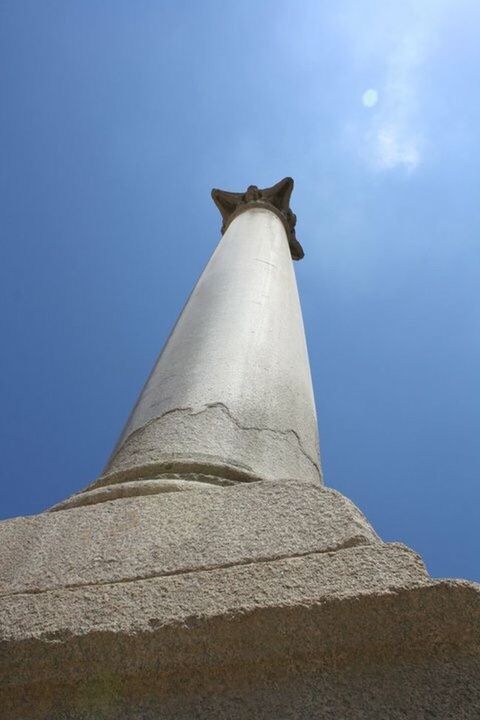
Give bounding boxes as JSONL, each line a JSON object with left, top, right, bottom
{"left": 211, "top": 176, "right": 304, "bottom": 260}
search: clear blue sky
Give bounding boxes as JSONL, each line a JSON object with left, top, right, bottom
{"left": 1, "top": 1, "right": 479, "bottom": 582}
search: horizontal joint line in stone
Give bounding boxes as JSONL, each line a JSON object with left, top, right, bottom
{"left": 0, "top": 537, "right": 375, "bottom": 599}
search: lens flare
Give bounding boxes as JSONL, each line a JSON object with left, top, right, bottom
{"left": 362, "top": 89, "right": 378, "bottom": 108}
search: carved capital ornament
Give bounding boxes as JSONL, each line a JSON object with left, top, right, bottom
{"left": 211, "top": 176, "right": 304, "bottom": 260}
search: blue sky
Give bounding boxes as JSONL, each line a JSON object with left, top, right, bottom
{"left": 1, "top": 1, "right": 479, "bottom": 581}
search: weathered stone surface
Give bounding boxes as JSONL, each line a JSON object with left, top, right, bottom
{"left": 3, "top": 653, "right": 478, "bottom": 720}
{"left": 94, "top": 402, "right": 320, "bottom": 493}
{"left": 51, "top": 476, "right": 229, "bottom": 511}
{"left": 1, "top": 543, "right": 479, "bottom": 719}
{"left": 0, "top": 481, "right": 377, "bottom": 596}
{"left": 0, "top": 544, "right": 433, "bottom": 683}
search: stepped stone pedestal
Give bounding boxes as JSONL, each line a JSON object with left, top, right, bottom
{"left": 1, "top": 179, "right": 479, "bottom": 718}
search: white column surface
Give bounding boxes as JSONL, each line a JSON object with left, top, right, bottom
{"left": 102, "top": 208, "right": 321, "bottom": 486}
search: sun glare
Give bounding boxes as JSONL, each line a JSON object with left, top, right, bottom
{"left": 362, "top": 89, "right": 378, "bottom": 108}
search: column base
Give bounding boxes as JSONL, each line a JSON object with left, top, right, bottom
{"left": 50, "top": 474, "right": 234, "bottom": 511}
{"left": 1, "top": 481, "right": 479, "bottom": 718}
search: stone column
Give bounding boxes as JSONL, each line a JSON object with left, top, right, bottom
{"left": 2, "top": 178, "right": 479, "bottom": 719}
{"left": 67, "top": 178, "right": 321, "bottom": 509}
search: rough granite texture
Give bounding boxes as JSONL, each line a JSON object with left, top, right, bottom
{"left": 51, "top": 476, "right": 230, "bottom": 511}
{"left": 2, "top": 654, "right": 479, "bottom": 720}
{"left": 51, "top": 475, "right": 233, "bottom": 511}
{"left": 1, "top": 485, "right": 479, "bottom": 718}
{"left": 1, "top": 541, "right": 479, "bottom": 718}
{"left": 0, "top": 480, "right": 377, "bottom": 596}
{"left": 0, "top": 543, "right": 448, "bottom": 684}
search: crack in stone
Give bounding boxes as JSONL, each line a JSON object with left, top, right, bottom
{"left": 205, "top": 402, "right": 320, "bottom": 474}
{"left": 112, "top": 402, "right": 320, "bottom": 476}
{"left": 254, "top": 258, "right": 277, "bottom": 268}
{"left": 0, "top": 537, "right": 371, "bottom": 600}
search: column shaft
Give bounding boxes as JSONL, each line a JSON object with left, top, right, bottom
{"left": 91, "top": 207, "right": 320, "bottom": 493}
